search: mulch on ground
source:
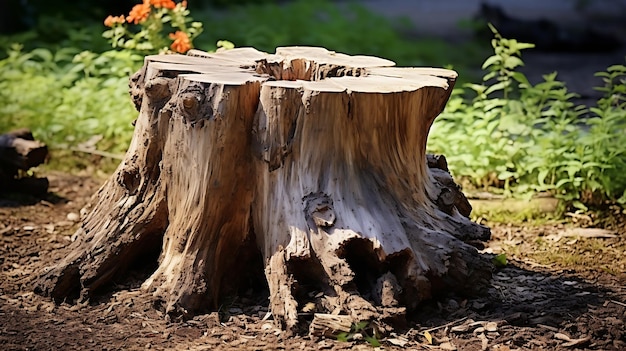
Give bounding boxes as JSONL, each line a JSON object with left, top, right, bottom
{"left": 1, "top": 171, "right": 624, "bottom": 350}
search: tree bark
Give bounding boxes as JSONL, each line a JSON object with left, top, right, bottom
{"left": 35, "top": 47, "right": 491, "bottom": 333}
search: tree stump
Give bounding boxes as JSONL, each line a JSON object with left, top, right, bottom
{"left": 35, "top": 47, "right": 491, "bottom": 333}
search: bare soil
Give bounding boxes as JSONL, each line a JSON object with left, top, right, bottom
{"left": 1, "top": 170, "right": 625, "bottom": 350}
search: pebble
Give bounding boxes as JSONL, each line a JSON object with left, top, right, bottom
{"left": 67, "top": 212, "right": 80, "bottom": 222}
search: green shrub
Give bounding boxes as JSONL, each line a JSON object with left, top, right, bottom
{"left": 428, "top": 25, "right": 626, "bottom": 209}
{"left": 0, "top": 44, "right": 137, "bottom": 154}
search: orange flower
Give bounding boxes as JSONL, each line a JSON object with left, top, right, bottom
{"left": 127, "top": 0, "right": 151, "bottom": 24}
{"left": 169, "top": 31, "right": 191, "bottom": 53}
{"left": 104, "top": 15, "right": 125, "bottom": 27}
{"left": 181, "top": 1, "right": 187, "bottom": 8}
{"left": 150, "top": 0, "right": 176, "bottom": 9}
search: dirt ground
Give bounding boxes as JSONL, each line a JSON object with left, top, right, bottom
{"left": 1, "top": 170, "right": 624, "bottom": 351}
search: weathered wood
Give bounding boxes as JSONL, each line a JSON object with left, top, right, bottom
{"left": 0, "top": 128, "right": 48, "bottom": 171}
{"left": 0, "top": 128, "right": 48, "bottom": 195}
{"left": 309, "top": 314, "right": 353, "bottom": 338}
{"left": 35, "top": 47, "right": 491, "bottom": 334}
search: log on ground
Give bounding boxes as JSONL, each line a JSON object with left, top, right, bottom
{"left": 0, "top": 128, "right": 48, "bottom": 195}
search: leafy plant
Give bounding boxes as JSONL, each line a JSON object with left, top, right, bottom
{"left": 0, "top": 44, "right": 136, "bottom": 154}
{"left": 428, "top": 25, "right": 626, "bottom": 209}
{"left": 336, "top": 321, "right": 381, "bottom": 347}
{"left": 0, "top": 0, "right": 211, "bottom": 155}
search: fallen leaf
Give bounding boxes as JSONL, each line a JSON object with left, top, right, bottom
{"left": 423, "top": 330, "right": 432, "bottom": 344}
{"left": 301, "top": 302, "right": 315, "bottom": 313}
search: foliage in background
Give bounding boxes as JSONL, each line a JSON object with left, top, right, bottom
{"left": 0, "top": 0, "right": 208, "bottom": 155}
{"left": 1, "top": 0, "right": 625, "bottom": 209}
{"left": 0, "top": 44, "right": 137, "bottom": 154}
{"left": 192, "top": 0, "right": 484, "bottom": 70}
{"left": 428, "top": 25, "right": 626, "bottom": 209}
{"left": 0, "top": 0, "right": 481, "bottom": 156}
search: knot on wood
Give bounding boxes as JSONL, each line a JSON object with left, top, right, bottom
{"left": 144, "top": 77, "right": 173, "bottom": 102}
{"left": 176, "top": 85, "right": 208, "bottom": 123}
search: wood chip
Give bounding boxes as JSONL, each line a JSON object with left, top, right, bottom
{"left": 554, "top": 332, "right": 571, "bottom": 341}
{"left": 439, "top": 341, "right": 457, "bottom": 350}
{"left": 386, "top": 337, "right": 408, "bottom": 347}
{"left": 477, "top": 332, "right": 489, "bottom": 351}
{"left": 308, "top": 314, "right": 352, "bottom": 338}
{"left": 562, "top": 336, "right": 591, "bottom": 348}
{"left": 485, "top": 322, "right": 498, "bottom": 332}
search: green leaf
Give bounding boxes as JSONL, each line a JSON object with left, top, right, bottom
{"left": 492, "top": 253, "right": 508, "bottom": 267}
{"left": 354, "top": 321, "right": 369, "bottom": 331}
{"left": 365, "top": 336, "right": 381, "bottom": 347}
{"left": 503, "top": 56, "right": 524, "bottom": 69}
{"left": 537, "top": 169, "right": 550, "bottom": 185}
{"left": 511, "top": 71, "right": 530, "bottom": 86}
{"left": 485, "top": 81, "right": 508, "bottom": 96}
{"left": 512, "top": 42, "right": 535, "bottom": 50}
{"left": 572, "top": 201, "right": 588, "bottom": 211}
{"left": 481, "top": 55, "right": 501, "bottom": 70}
{"left": 336, "top": 332, "right": 349, "bottom": 342}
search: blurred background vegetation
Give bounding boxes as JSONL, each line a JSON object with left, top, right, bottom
{"left": 1, "top": 0, "right": 625, "bottom": 212}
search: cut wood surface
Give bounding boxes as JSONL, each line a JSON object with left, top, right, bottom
{"left": 35, "top": 47, "right": 491, "bottom": 334}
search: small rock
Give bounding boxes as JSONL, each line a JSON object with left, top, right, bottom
{"left": 67, "top": 212, "right": 80, "bottom": 222}
{"left": 485, "top": 322, "right": 498, "bottom": 332}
